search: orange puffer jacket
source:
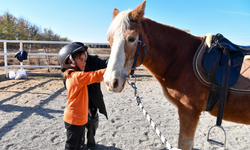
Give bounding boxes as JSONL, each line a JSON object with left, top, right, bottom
{"left": 64, "top": 69, "right": 106, "bottom": 126}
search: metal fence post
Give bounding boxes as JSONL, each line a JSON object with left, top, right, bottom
{"left": 28, "top": 44, "right": 31, "bottom": 65}
{"left": 4, "top": 42, "right": 8, "bottom": 78}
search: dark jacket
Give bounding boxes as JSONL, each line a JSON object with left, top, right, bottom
{"left": 84, "top": 54, "right": 108, "bottom": 119}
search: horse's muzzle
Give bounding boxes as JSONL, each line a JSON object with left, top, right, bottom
{"left": 104, "top": 71, "right": 126, "bottom": 93}
{"left": 105, "top": 78, "right": 125, "bottom": 92}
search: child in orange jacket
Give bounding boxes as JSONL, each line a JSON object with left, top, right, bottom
{"left": 58, "top": 43, "right": 106, "bottom": 150}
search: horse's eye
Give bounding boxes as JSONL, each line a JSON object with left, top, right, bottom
{"left": 128, "top": 37, "right": 136, "bottom": 43}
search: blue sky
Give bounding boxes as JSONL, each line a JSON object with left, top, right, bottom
{"left": 1, "top": 0, "right": 250, "bottom": 45}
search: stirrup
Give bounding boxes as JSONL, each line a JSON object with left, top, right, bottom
{"left": 207, "top": 125, "right": 226, "bottom": 147}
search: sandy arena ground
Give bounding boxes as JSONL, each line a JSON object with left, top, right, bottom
{"left": 0, "top": 76, "right": 250, "bottom": 150}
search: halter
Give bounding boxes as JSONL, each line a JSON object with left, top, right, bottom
{"left": 129, "top": 19, "right": 151, "bottom": 75}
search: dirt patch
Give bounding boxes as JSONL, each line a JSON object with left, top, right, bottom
{"left": 0, "top": 76, "right": 250, "bottom": 150}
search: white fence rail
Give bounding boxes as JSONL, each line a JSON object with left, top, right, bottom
{"left": 0, "top": 40, "right": 145, "bottom": 78}
{"left": 0, "top": 40, "right": 110, "bottom": 78}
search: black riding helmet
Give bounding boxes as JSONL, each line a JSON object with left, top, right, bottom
{"left": 58, "top": 43, "right": 88, "bottom": 70}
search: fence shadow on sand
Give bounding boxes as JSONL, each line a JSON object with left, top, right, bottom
{"left": 0, "top": 78, "right": 65, "bottom": 140}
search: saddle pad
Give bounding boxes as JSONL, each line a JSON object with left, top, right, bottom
{"left": 193, "top": 34, "right": 250, "bottom": 93}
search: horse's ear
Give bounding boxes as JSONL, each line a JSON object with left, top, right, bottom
{"left": 130, "top": 0, "right": 146, "bottom": 22}
{"left": 113, "top": 8, "right": 120, "bottom": 20}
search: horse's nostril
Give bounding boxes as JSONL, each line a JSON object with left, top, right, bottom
{"left": 113, "top": 79, "right": 119, "bottom": 89}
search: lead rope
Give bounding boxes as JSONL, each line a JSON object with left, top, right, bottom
{"left": 126, "top": 75, "right": 181, "bottom": 150}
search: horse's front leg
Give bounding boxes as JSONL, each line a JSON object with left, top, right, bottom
{"left": 177, "top": 104, "right": 201, "bottom": 150}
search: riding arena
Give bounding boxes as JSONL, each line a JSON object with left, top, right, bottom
{"left": 1, "top": 1, "right": 250, "bottom": 150}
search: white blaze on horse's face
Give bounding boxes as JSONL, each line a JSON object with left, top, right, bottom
{"left": 104, "top": 28, "right": 127, "bottom": 92}
{"left": 104, "top": 10, "right": 137, "bottom": 93}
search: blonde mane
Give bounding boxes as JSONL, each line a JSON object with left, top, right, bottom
{"left": 107, "top": 10, "right": 131, "bottom": 39}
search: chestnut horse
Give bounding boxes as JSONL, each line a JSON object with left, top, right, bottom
{"left": 103, "top": 1, "right": 250, "bottom": 150}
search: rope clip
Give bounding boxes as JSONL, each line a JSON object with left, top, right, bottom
{"left": 126, "top": 75, "right": 137, "bottom": 96}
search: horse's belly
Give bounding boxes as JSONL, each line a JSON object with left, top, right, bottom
{"left": 209, "top": 93, "right": 250, "bottom": 125}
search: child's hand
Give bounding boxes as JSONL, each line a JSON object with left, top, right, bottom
{"left": 88, "top": 109, "right": 92, "bottom": 117}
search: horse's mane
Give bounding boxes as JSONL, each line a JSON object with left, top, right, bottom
{"left": 107, "top": 10, "right": 131, "bottom": 39}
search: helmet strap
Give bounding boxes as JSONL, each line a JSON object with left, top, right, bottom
{"left": 84, "top": 51, "right": 88, "bottom": 61}
{"left": 61, "top": 54, "right": 76, "bottom": 68}
{"left": 61, "top": 51, "right": 88, "bottom": 70}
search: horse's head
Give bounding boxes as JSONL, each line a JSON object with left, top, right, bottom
{"left": 104, "top": 1, "right": 147, "bottom": 92}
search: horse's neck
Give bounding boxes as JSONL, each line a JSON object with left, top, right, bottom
{"left": 141, "top": 19, "right": 203, "bottom": 80}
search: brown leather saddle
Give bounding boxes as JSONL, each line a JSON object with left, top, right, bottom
{"left": 193, "top": 33, "right": 250, "bottom": 146}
